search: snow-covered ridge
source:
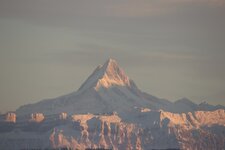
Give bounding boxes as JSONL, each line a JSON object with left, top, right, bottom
{"left": 1, "top": 109, "right": 225, "bottom": 149}
{"left": 2, "top": 109, "right": 224, "bottom": 129}
{"left": 160, "top": 109, "right": 225, "bottom": 128}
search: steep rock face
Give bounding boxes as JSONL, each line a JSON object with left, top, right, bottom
{"left": 30, "top": 113, "right": 45, "bottom": 123}
{"left": 171, "top": 125, "right": 225, "bottom": 150}
{"left": 5, "top": 113, "right": 16, "bottom": 123}
{"left": 79, "top": 58, "right": 136, "bottom": 92}
{"left": 160, "top": 109, "right": 225, "bottom": 128}
{"left": 1, "top": 110, "right": 225, "bottom": 150}
{"left": 159, "top": 109, "right": 225, "bottom": 150}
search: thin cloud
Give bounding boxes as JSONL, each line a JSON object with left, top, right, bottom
{"left": 0, "top": 0, "right": 224, "bottom": 20}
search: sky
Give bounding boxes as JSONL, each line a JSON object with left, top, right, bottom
{"left": 0, "top": 0, "right": 225, "bottom": 113}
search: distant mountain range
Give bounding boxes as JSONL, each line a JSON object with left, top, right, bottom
{"left": 0, "top": 59, "right": 224, "bottom": 150}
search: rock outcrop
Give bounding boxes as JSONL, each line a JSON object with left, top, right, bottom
{"left": 0, "top": 110, "right": 224, "bottom": 150}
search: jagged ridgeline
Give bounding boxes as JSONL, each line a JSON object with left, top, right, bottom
{"left": 0, "top": 59, "right": 224, "bottom": 150}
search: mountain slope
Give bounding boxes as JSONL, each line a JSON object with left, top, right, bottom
{"left": 198, "top": 101, "right": 225, "bottom": 111}
{"left": 78, "top": 59, "right": 138, "bottom": 92}
{"left": 16, "top": 59, "right": 224, "bottom": 117}
{"left": 16, "top": 59, "right": 157, "bottom": 117}
{"left": 173, "top": 97, "right": 198, "bottom": 112}
{"left": 1, "top": 109, "right": 225, "bottom": 150}
{"left": 173, "top": 98, "right": 225, "bottom": 113}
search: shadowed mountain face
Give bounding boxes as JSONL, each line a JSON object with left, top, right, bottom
{"left": 16, "top": 59, "right": 224, "bottom": 117}
{"left": 1, "top": 59, "right": 225, "bottom": 150}
{"left": 15, "top": 59, "right": 166, "bottom": 116}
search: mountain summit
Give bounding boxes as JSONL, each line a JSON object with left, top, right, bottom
{"left": 78, "top": 58, "right": 137, "bottom": 92}
{"left": 16, "top": 59, "right": 224, "bottom": 116}
{"left": 17, "top": 59, "right": 147, "bottom": 116}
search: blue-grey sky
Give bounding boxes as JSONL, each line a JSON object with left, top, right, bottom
{"left": 0, "top": 0, "right": 225, "bottom": 113}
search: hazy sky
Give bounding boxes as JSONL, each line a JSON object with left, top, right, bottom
{"left": 0, "top": 0, "right": 225, "bottom": 113}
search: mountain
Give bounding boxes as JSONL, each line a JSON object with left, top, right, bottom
{"left": 16, "top": 59, "right": 223, "bottom": 117}
{"left": 198, "top": 101, "right": 225, "bottom": 111}
{"left": 16, "top": 59, "right": 171, "bottom": 117}
{"left": 173, "top": 97, "right": 198, "bottom": 112}
{"left": 173, "top": 98, "right": 225, "bottom": 113}
{"left": 78, "top": 58, "right": 137, "bottom": 92}
{"left": 1, "top": 109, "right": 225, "bottom": 150}
{"left": 1, "top": 58, "right": 224, "bottom": 149}
{"left": 16, "top": 59, "right": 224, "bottom": 116}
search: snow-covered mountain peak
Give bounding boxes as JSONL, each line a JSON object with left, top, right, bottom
{"left": 101, "top": 58, "right": 123, "bottom": 77}
{"left": 96, "top": 58, "right": 132, "bottom": 89}
{"left": 78, "top": 58, "right": 136, "bottom": 91}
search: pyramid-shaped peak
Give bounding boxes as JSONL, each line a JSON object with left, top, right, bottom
{"left": 102, "top": 58, "right": 119, "bottom": 71}
{"left": 105, "top": 58, "right": 118, "bottom": 66}
{"left": 101, "top": 58, "right": 125, "bottom": 78}
{"left": 78, "top": 58, "right": 138, "bottom": 92}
